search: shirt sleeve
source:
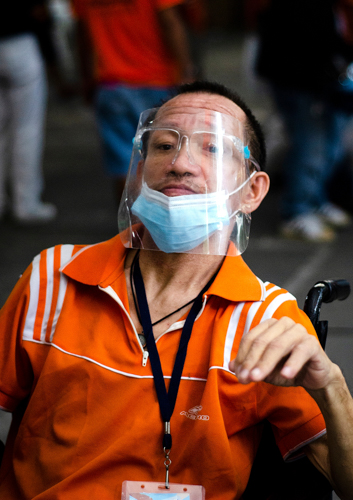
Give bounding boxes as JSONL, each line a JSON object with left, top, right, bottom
{"left": 0, "top": 265, "right": 35, "bottom": 412}
{"left": 256, "top": 382, "right": 326, "bottom": 461}
{"left": 255, "top": 299, "right": 327, "bottom": 461}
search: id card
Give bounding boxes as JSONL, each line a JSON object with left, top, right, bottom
{"left": 122, "top": 480, "right": 205, "bottom": 500}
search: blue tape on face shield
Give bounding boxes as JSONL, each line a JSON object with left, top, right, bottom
{"left": 131, "top": 174, "right": 255, "bottom": 254}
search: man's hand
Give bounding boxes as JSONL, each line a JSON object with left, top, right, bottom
{"left": 229, "top": 317, "right": 336, "bottom": 390}
{"left": 229, "top": 317, "right": 353, "bottom": 498}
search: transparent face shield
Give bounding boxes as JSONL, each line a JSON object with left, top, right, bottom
{"left": 118, "top": 106, "right": 259, "bottom": 256}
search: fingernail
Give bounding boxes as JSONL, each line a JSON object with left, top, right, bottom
{"left": 239, "top": 369, "right": 249, "bottom": 380}
{"left": 251, "top": 368, "right": 262, "bottom": 380}
{"left": 281, "top": 366, "right": 292, "bottom": 378}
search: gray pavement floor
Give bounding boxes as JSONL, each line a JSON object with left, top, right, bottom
{"left": 0, "top": 34, "right": 352, "bottom": 497}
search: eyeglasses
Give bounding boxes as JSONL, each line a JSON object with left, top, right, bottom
{"left": 137, "top": 127, "right": 251, "bottom": 166}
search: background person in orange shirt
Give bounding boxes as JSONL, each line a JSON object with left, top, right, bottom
{"left": 72, "top": 0, "right": 204, "bottom": 205}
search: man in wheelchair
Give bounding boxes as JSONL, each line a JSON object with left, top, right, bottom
{"left": 0, "top": 81, "right": 352, "bottom": 499}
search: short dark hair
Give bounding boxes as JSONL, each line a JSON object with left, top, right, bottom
{"left": 172, "top": 81, "right": 267, "bottom": 171}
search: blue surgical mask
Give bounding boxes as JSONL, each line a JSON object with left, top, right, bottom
{"left": 131, "top": 176, "right": 254, "bottom": 253}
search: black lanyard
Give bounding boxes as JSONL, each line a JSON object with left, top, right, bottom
{"left": 132, "top": 256, "right": 217, "bottom": 452}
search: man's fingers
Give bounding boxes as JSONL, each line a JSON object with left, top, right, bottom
{"left": 231, "top": 317, "right": 279, "bottom": 369}
{"left": 230, "top": 317, "right": 294, "bottom": 375}
{"left": 279, "top": 337, "right": 319, "bottom": 379}
{"left": 229, "top": 317, "right": 315, "bottom": 384}
{"left": 248, "top": 331, "right": 317, "bottom": 383}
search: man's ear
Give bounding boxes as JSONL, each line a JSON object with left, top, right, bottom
{"left": 243, "top": 171, "right": 270, "bottom": 213}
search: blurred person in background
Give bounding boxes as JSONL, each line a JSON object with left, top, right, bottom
{"left": 48, "top": 0, "right": 78, "bottom": 92}
{"left": 72, "top": 0, "right": 206, "bottom": 206}
{"left": 0, "top": 1, "right": 57, "bottom": 224}
{"left": 253, "top": 0, "right": 353, "bottom": 242}
{"left": 35, "top": 0, "right": 78, "bottom": 98}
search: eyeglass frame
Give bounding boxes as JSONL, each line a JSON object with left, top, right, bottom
{"left": 134, "top": 126, "right": 255, "bottom": 166}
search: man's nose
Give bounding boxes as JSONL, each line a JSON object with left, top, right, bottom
{"left": 170, "top": 136, "right": 199, "bottom": 174}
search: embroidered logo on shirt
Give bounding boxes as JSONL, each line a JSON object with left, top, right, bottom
{"left": 180, "top": 405, "right": 209, "bottom": 421}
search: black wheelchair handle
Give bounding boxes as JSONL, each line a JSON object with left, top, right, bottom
{"left": 314, "top": 279, "right": 351, "bottom": 303}
{"left": 304, "top": 279, "right": 351, "bottom": 333}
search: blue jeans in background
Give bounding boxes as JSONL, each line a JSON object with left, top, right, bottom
{"left": 95, "top": 84, "right": 174, "bottom": 178}
{"left": 271, "top": 85, "right": 350, "bottom": 221}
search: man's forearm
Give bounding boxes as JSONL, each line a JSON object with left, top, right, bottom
{"left": 309, "top": 364, "right": 353, "bottom": 499}
{"left": 158, "top": 6, "right": 197, "bottom": 82}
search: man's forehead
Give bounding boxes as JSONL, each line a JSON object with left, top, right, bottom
{"left": 158, "top": 92, "right": 247, "bottom": 125}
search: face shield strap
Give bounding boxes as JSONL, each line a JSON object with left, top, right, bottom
{"left": 227, "top": 169, "right": 257, "bottom": 201}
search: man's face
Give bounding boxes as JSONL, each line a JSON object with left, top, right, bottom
{"left": 141, "top": 93, "right": 249, "bottom": 196}
{"left": 119, "top": 92, "right": 269, "bottom": 256}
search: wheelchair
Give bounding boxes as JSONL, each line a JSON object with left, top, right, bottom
{"left": 243, "top": 279, "right": 351, "bottom": 500}
{"left": 0, "top": 280, "right": 350, "bottom": 499}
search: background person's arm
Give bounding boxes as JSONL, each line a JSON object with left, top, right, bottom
{"left": 74, "top": 17, "right": 96, "bottom": 104}
{"left": 157, "top": 5, "right": 198, "bottom": 83}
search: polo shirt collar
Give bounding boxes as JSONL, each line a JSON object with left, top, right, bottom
{"left": 61, "top": 235, "right": 127, "bottom": 287}
{"left": 207, "top": 251, "right": 265, "bottom": 302}
{"left": 61, "top": 235, "right": 265, "bottom": 303}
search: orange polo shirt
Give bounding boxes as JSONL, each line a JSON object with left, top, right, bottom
{"left": 0, "top": 235, "right": 326, "bottom": 499}
{"left": 72, "top": 0, "right": 184, "bottom": 85}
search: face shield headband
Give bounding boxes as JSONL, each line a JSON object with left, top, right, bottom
{"left": 118, "top": 107, "right": 260, "bottom": 256}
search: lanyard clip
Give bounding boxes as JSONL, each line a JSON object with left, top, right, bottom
{"left": 163, "top": 421, "right": 172, "bottom": 450}
{"left": 163, "top": 421, "right": 172, "bottom": 489}
{"left": 164, "top": 448, "right": 172, "bottom": 489}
